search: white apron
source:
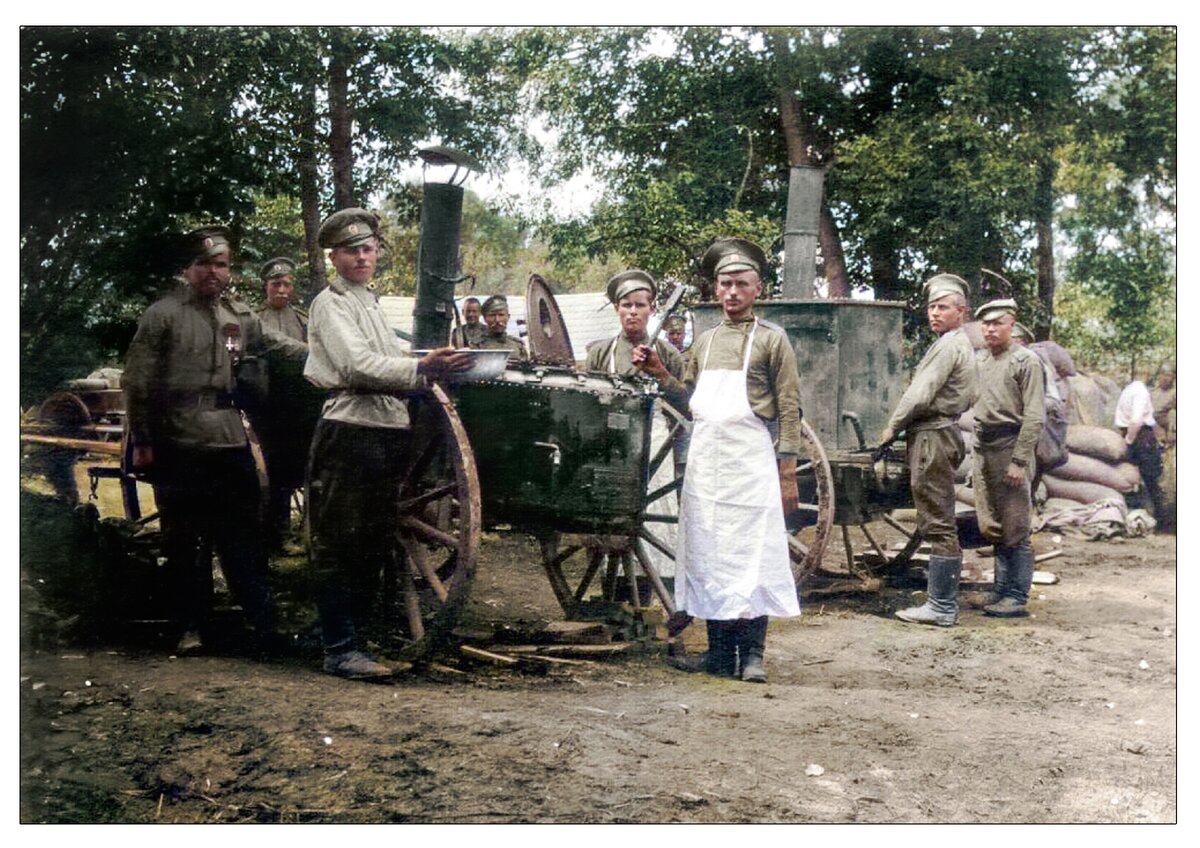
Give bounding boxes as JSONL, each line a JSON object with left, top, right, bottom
{"left": 608, "top": 339, "right": 678, "bottom": 578}
{"left": 675, "top": 321, "right": 800, "bottom": 620}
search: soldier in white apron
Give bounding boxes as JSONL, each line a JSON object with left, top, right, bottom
{"left": 636, "top": 239, "right": 802, "bottom": 682}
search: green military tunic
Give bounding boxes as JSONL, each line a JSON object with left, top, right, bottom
{"left": 585, "top": 332, "right": 689, "bottom": 411}
{"left": 659, "top": 314, "right": 802, "bottom": 458}
{"left": 254, "top": 302, "right": 313, "bottom": 540}
{"left": 451, "top": 322, "right": 486, "bottom": 348}
{"left": 256, "top": 302, "right": 308, "bottom": 343}
{"left": 124, "top": 282, "right": 307, "bottom": 451}
{"left": 474, "top": 331, "right": 528, "bottom": 362}
{"left": 885, "top": 327, "right": 978, "bottom": 556}
{"left": 972, "top": 343, "right": 1044, "bottom": 547}
{"left": 123, "top": 279, "right": 305, "bottom": 637}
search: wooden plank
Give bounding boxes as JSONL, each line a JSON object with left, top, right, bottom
{"left": 538, "top": 642, "right": 634, "bottom": 657}
{"left": 541, "top": 620, "right": 610, "bottom": 643}
{"left": 460, "top": 645, "right": 518, "bottom": 666}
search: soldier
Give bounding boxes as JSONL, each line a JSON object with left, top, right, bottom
{"left": 971, "top": 299, "right": 1044, "bottom": 618}
{"left": 256, "top": 257, "right": 307, "bottom": 342}
{"left": 879, "top": 273, "right": 978, "bottom": 627}
{"left": 1150, "top": 362, "right": 1176, "bottom": 449}
{"left": 304, "top": 208, "right": 470, "bottom": 680}
{"left": 451, "top": 296, "right": 486, "bottom": 348}
{"left": 663, "top": 315, "right": 688, "bottom": 353}
{"left": 123, "top": 227, "right": 307, "bottom": 655}
{"left": 254, "top": 257, "right": 311, "bottom": 551}
{"left": 637, "top": 238, "right": 802, "bottom": 682}
{"left": 473, "top": 295, "right": 528, "bottom": 362}
{"left": 585, "top": 270, "right": 687, "bottom": 402}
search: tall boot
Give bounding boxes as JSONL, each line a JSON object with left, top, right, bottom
{"left": 666, "top": 620, "right": 737, "bottom": 677}
{"left": 987, "top": 545, "right": 1011, "bottom": 606}
{"left": 986, "top": 541, "right": 1032, "bottom": 617}
{"left": 739, "top": 616, "right": 769, "bottom": 683}
{"left": 896, "top": 555, "right": 961, "bottom": 626}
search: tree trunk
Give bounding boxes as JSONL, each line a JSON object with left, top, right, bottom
{"left": 298, "top": 83, "right": 327, "bottom": 295}
{"left": 776, "top": 85, "right": 850, "bottom": 297}
{"left": 1034, "top": 157, "right": 1058, "bottom": 341}
{"left": 328, "top": 44, "right": 354, "bottom": 209}
{"left": 867, "top": 238, "right": 901, "bottom": 301}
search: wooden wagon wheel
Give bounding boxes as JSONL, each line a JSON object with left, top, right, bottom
{"left": 787, "top": 419, "right": 836, "bottom": 581}
{"left": 381, "top": 383, "right": 481, "bottom": 663}
{"left": 539, "top": 400, "right": 687, "bottom": 620}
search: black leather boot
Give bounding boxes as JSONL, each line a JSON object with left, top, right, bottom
{"left": 739, "top": 616, "right": 769, "bottom": 683}
{"left": 986, "top": 541, "right": 1032, "bottom": 617}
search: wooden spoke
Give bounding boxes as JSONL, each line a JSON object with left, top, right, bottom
{"left": 400, "top": 560, "right": 425, "bottom": 642}
{"left": 396, "top": 483, "right": 458, "bottom": 516}
{"left": 572, "top": 549, "right": 605, "bottom": 604}
{"left": 400, "top": 515, "right": 460, "bottom": 550}
{"left": 644, "top": 478, "right": 682, "bottom": 506}
{"left": 401, "top": 536, "right": 449, "bottom": 603}
{"left": 645, "top": 429, "right": 677, "bottom": 479}
{"left": 633, "top": 539, "right": 676, "bottom": 615}
{"left": 381, "top": 384, "right": 480, "bottom": 663}
{"left": 637, "top": 526, "right": 676, "bottom": 561}
{"left": 788, "top": 419, "right": 835, "bottom": 582}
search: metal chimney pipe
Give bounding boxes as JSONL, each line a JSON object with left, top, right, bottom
{"left": 782, "top": 165, "right": 824, "bottom": 299}
{"left": 413, "top": 182, "right": 464, "bottom": 349}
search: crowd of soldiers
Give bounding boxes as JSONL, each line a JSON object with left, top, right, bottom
{"left": 120, "top": 209, "right": 1168, "bottom": 682}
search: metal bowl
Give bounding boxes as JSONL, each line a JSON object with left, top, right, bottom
{"left": 412, "top": 349, "right": 512, "bottom": 383}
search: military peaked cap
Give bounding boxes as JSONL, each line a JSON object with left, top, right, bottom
{"left": 182, "top": 226, "right": 232, "bottom": 264}
{"left": 259, "top": 257, "right": 297, "bottom": 282}
{"left": 974, "top": 298, "right": 1019, "bottom": 322}
{"left": 605, "top": 269, "right": 656, "bottom": 304}
{"left": 481, "top": 295, "right": 509, "bottom": 315}
{"left": 1011, "top": 321, "right": 1035, "bottom": 343}
{"left": 701, "top": 237, "right": 768, "bottom": 279}
{"left": 318, "top": 208, "right": 382, "bottom": 249}
{"left": 923, "top": 273, "right": 970, "bottom": 305}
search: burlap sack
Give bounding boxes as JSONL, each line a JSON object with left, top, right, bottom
{"left": 1030, "top": 340, "right": 1077, "bottom": 378}
{"left": 1065, "top": 424, "right": 1128, "bottom": 463}
{"left": 1066, "top": 375, "right": 1108, "bottom": 426}
{"left": 1047, "top": 453, "right": 1137, "bottom": 492}
{"left": 1042, "top": 475, "right": 1125, "bottom": 505}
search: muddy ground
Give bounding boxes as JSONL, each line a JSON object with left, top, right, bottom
{"left": 18, "top": 468, "right": 1177, "bottom": 824}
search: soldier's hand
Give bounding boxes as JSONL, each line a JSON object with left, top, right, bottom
{"left": 879, "top": 426, "right": 894, "bottom": 447}
{"left": 131, "top": 445, "right": 154, "bottom": 471}
{"left": 778, "top": 458, "right": 801, "bottom": 524}
{"left": 632, "top": 344, "right": 669, "bottom": 381}
{"left": 417, "top": 347, "right": 473, "bottom": 377}
{"left": 1004, "top": 463, "right": 1026, "bottom": 486}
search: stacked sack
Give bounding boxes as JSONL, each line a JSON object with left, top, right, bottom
{"left": 1040, "top": 424, "right": 1141, "bottom": 509}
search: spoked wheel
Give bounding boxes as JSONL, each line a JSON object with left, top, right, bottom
{"left": 381, "top": 384, "right": 481, "bottom": 663}
{"left": 788, "top": 419, "right": 836, "bottom": 581}
{"left": 538, "top": 400, "right": 687, "bottom": 619}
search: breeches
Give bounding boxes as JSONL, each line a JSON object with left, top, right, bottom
{"left": 908, "top": 426, "right": 964, "bottom": 557}
{"left": 973, "top": 435, "right": 1032, "bottom": 548}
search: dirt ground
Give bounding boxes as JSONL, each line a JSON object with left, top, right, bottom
{"left": 18, "top": 467, "right": 1178, "bottom": 824}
